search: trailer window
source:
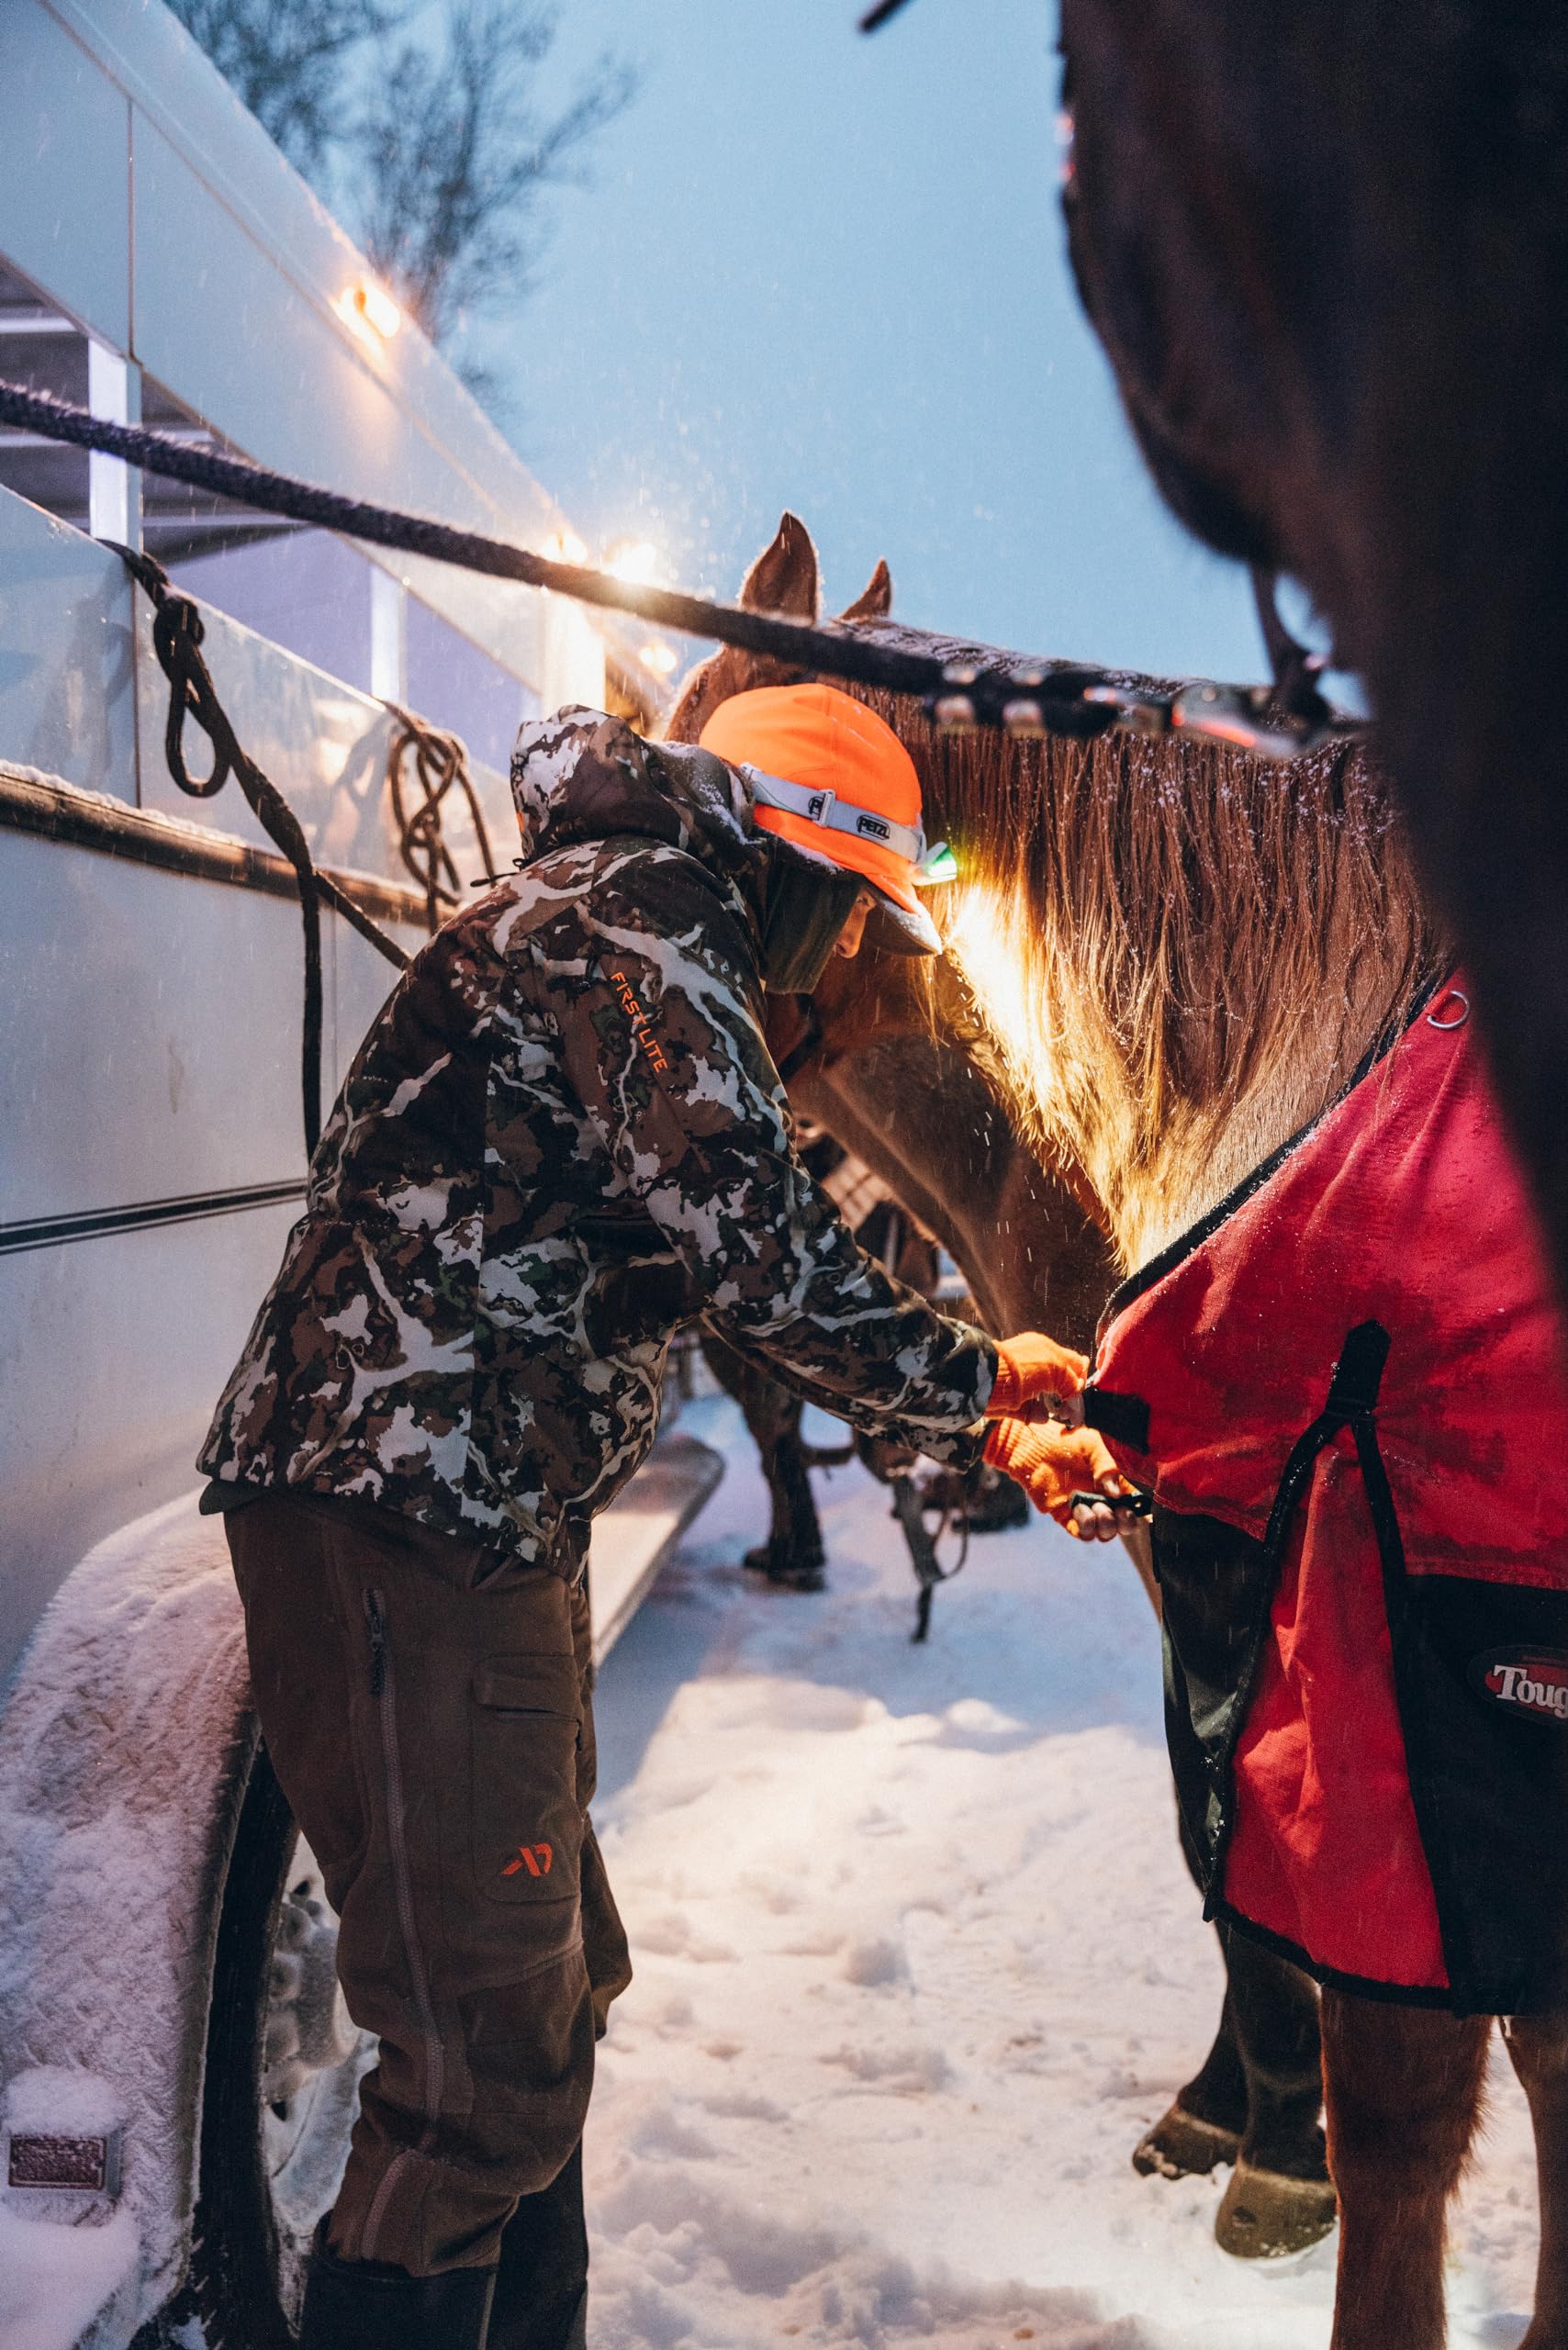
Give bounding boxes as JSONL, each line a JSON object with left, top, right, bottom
{"left": 0, "top": 254, "right": 90, "bottom": 528}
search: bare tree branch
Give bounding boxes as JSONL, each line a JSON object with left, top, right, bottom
{"left": 166, "top": 0, "right": 406, "bottom": 174}
{"left": 167, "top": 0, "right": 637, "bottom": 374}
{"left": 353, "top": 1, "right": 638, "bottom": 350}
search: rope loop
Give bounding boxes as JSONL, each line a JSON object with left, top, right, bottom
{"left": 110, "top": 547, "right": 413, "bottom": 1162}
{"left": 384, "top": 705, "right": 500, "bottom": 933}
{"left": 153, "top": 595, "right": 233, "bottom": 800}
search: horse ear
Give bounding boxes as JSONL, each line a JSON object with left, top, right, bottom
{"left": 839, "top": 558, "right": 893, "bottom": 622}
{"left": 739, "top": 511, "right": 820, "bottom": 619}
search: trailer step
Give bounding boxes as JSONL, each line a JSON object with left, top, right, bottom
{"left": 588, "top": 1434, "right": 725, "bottom": 1665}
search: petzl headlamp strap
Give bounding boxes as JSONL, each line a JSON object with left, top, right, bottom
{"left": 744, "top": 765, "right": 925, "bottom": 868}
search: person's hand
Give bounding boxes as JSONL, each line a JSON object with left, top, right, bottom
{"left": 983, "top": 1418, "right": 1141, "bottom": 1541}
{"left": 986, "top": 1333, "right": 1089, "bottom": 1425}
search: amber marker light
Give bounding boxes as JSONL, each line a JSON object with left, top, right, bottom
{"left": 604, "top": 539, "right": 659, "bottom": 586}
{"left": 335, "top": 282, "right": 402, "bottom": 343}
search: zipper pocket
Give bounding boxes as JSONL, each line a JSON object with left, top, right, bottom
{"left": 355, "top": 1583, "right": 445, "bottom": 2257}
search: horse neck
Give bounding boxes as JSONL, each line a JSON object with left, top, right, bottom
{"left": 1105, "top": 948, "right": 1416, "bottom": 1269}
{"left": 796, "top": 1037, "right": 1114, "bottom": 1348}
{"left": 921, "top": 724, "right": 1442, "bottom": 1277}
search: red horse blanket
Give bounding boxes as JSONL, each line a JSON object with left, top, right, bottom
{"left": 1086, "top": 982, "right": 1568, "bottom": 2012}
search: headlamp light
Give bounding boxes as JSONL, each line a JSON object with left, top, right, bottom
{"left": 913, "top": 841, "right": 960, "bottom": 888}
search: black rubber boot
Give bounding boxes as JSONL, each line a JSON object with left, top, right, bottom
{"left": 298, "top": 2223, "right": 498, "bottom": 2349}
{"left": 487, "top": 2144, "right": 589, "bottom": 2350}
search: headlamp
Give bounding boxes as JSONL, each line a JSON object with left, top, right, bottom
{"left": 913, "top": 842, "right": 960, "bottom": 887}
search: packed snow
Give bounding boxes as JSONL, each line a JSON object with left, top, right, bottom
{"left": 583, "top": 1399, "right": 1541, "bottom": 2350}
{"left": 0, "top": 1415, "right": 1541, "bottom": 2348}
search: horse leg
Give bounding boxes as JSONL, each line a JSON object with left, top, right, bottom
{"left": 1135, "top": 1977, "right": 1248, "bottom": 2177}
{"left": 1137, "top": 1809, "right": 1249, "bottom": 2177}
{"left": 1212, "top": 1922, "right": 1336, "bottom": 2256}
{"left": 1136, "top": 1807, "right": 1327, "bottom": 2257}
{"left": 1321, "top": 1989, "right": 1490, "bottom": 2350}
{"left": 699, "top": 1330, "right": 827, "bottom": 1590}
{"left": 756, "top": 1416, "right": 828, "bottom": 1592}
{"left": 1503, "top": 2011, "right": 1568, "bottom": 2349}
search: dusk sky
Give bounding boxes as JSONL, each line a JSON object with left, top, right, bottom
{"left": 491, "top": 0, "right": 1266, "bottom": 685}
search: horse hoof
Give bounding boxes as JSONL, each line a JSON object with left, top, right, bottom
{"left": 1214, "top": 2160, "right": 1338, "bottom": 2259}
{"left": 1132, "top": 2102, "right": 1240, "bottom": 2180}
{"left": 742, "top": 1545, "right": 825, "bottom": 1594}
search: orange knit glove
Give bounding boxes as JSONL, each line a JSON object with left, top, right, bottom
{"left": 984, "top": 1417, "right": 1137, "bottom": 1539}
{"left": 986, "top": 1332, "right": 1090, "bottom": 1422}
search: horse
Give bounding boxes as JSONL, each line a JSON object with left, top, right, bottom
{"left": 666, "top": 514, "right": 1338, "bottom": 2265}
{"left": 1055, "top": 0, "right": 1568, "bottom": 1336}
{"left": 671, "top": 512, "right": 1568, "bottom": 2344}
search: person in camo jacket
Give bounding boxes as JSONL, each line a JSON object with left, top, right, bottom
{"left": 199, "top": 686, "right": 1124, "bottom": 2350}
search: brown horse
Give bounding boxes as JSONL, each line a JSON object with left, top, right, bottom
{"left": 670, "top": 514, "right": 1568, "bottom": 2346}
{"left": 667, "top": 516, "right": 1333, "bottom": 2263}
{"left": 1055, "top": 0, "right": 1568, "bottom": 1337}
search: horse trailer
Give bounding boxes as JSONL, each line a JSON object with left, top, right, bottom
{"left": 0, "top": 6, "right": 719, "bottom": 2340}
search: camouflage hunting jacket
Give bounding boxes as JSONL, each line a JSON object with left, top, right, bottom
{"left": 199, "top": 710, "right": 996, "bottom": 1573}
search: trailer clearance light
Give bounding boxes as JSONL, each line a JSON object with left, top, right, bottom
{"left": 605, "top": 540, "right": 659, "bottom": 586}
{"left": 335, "top": 281, "right": 403, "bottom": 343}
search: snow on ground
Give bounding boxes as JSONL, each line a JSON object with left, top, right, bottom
{"left": 584, "top": 1402, "right": 1540, "bottom": 2350}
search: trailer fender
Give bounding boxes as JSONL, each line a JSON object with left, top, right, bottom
{"left": 0, "top": 1490, "right": 253, "bottom": 2345}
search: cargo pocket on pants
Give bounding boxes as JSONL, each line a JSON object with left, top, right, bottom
{"left": 472, "top": 1657, "right": 584, "bottom": 1920}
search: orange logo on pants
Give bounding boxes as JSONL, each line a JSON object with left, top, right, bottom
{"left": 502, "top": 1842, "right": 554, "bottom": 1878}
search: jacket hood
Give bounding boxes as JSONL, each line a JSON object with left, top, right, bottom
{"left": 510, "top": 706, "right": 768, "bottom": 908}
{"left": 510, "top": 706, "right": 858, "bottom": 926}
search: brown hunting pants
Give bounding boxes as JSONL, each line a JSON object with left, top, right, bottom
{"left": 227, "top": 1490, "right": 633, "bottom": 2275}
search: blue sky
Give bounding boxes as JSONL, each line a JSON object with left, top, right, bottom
{"left": 487, "top": 0, "right": 1263, "bottom": 682}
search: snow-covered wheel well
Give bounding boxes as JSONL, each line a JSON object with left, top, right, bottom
{"left": 0, "top": 1493, "right": 255, "bottom": 2349}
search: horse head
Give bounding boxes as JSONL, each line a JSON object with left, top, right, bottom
{"left": 1057, "top": 0, "right": 1568, "bottom": 1301}
{"left": 663, "top": 513, "right": 1114, "bottom": 1345}
{"left": 664, "top": 509, "right": 933, "bottom": 1076}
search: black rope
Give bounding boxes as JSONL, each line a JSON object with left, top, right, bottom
{"left": 859, "top": 0, "right": 918, "bottom": 27}
{"left": 1249, "top": 568, "right": 1335, "bottom": 735}
{"left": 0, "top": 377, "right": 1346, "bottom": 761}
{"left": 110, "top": 546, "right": 411, "bottom": 1159}
{"left": 384, "top": 704, "right": 500, "bottom": 932}
{"left": 890, "top": 1474, "right": 972, "bottom": 1643}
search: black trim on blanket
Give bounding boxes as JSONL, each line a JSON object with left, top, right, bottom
{"left": 0, "top": 1180, "right": 308, "bottom": 1256}
{"left": 1209, "top": 1901, "right": 1461, "bottom": 2010}
{"left": 1093, "top": 973, "right": 1445, "bottom": 1344}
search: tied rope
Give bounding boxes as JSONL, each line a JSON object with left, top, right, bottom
{"left": 384, "top": 705, "right": 500, "bottom": 932}
{"left": 111, "top": 547, "right": 412, "bottom": 1158}
{"left": 0, "top": 377, "right": 1346, "bottom": 761}
{"left": 857, "top": 1198, "right": 975, "bottom": 1640}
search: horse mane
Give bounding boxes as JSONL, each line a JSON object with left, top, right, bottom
{"left": 835, "top": 626, "right": 1447, "bottom": 1268}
